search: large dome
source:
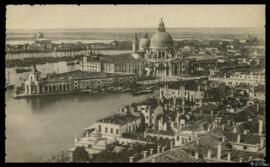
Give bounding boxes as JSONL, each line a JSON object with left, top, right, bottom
{"left": 150, "top": 31, "right": 174, "bottom": 49}
{"left": 150, "top": 18, "right": 174, "bottom": 49}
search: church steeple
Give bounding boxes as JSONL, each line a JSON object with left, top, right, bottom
{"left": 132, "top": 33, "right": 139, "bottom": 52}
{"left": 158, "top": 18, "right": 166, "bottom": 32}
{"left": 144, "top": 30, "right": 149, "bottom": 38}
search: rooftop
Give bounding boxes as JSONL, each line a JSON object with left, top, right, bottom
{"left": 186, "top": 56, "right": 218, "bottom": 61}
{"left": 100, "top": 54, "right": 139, "bottom": 64}
{"left": 254, "top": 85, "right": 265, "bottom": 92}
{"left": 98, "top": 113, "right": 140, "bottom": 125}
{"left": 138, "top": 146, "right": 203, "bottom": 163}
{"left": 40, "top": 70, "right": 136, "bottom": 83}
{"left": 166, "top": 79, "right": 206, "bottom": 91}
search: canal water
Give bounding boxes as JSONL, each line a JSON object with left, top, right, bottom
{"left": 5, "top": 62, "right": 159, "bottom": 162}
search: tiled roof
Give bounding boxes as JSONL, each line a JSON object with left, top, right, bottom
{"left": 230, "top": 150, "right": 265, "bottom": 162}
{"left": 138, "top": 146, "right": 204, "bottom": 162}
{"left": 98, "top": 113, "right": 140, "bottom": 125}
{"left": 100, "top": 54, "right": 139, "bottom": 64}
{"left": 254, "top": 85, "right": 265, "bottom": 92}
{"left": 40, "top": 70, "right": 135, "bottom": 83}
{"left": 167, "top": 79, "right": 205, "bottom": 91}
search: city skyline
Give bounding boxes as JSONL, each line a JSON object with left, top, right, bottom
{"left": 6, "top": 5, "right": 265, "bottom": 30}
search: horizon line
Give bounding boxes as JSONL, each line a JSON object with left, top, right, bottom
{"left": 6, "top": 26, "right": 265, "bottom": 31}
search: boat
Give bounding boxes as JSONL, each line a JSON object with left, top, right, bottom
{"left": 132, "top": 88, "right": 153, "bottom": 96}
{"left": 5, "top": 71, "right": 15, "bottom": 89}
{"left": 80, "top": 89, "right": 99, "bottom": 94}
{"left": 120, "top": 87, "right": 131, "bottom": 93}
{"left": 15, "top": 67, "right": 32, "bottom": 73}
{"left": 6, "top": 82, "right": 15, "bottom": 89}
{"left": 66, "top": 61, "right": 75, "bottom": 66}
{"left": 15, "top": 86, "right": 25, "bottom": 94}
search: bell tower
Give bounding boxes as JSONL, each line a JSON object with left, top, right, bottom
{"left": 132, "top": 33, "right": 139, "bottom": 52}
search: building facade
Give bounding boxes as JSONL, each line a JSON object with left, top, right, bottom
{"left": 19, "top": 69, "right": 137, "bottom": 97}
{"left": 95, "top": 113, "right": 142, "bottom": 140}
{"left": 132, "top": 18, "right": 178, "bottom": 78}
{"left": 209, "top": 71, "right": 265, "bottom": 87}
{"left": 160, "top": 80, "right": 206, "bottom": 102}
{"left": 81, "top": 56, "right": 102, "bottom": 72}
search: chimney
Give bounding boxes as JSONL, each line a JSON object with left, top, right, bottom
{"left": 256, "top": 104, "right": 259, "bottom": 112}
{"left": 217, "top": 142, "right": 222, "bottom": 160}
{"left": 232, "top": 121, "right": 235, "bottom": 126}
{"left": 162, "top": 146, "right": 165, "bottom": 153}
{"left": 195, "top": 151, "right": 199, "bottom": 159}
{"left": 237, "top": 134, "right": 241, "bottom": 143}
{"left": 227, "top": 152, "right": 231, "bottom": 161}
{"left": 258, "top": 119, "right": 263, "bottom": 136}
{"left": 129, "top": 156, "right": 134, "bottom": 163}
{"left": 221, "top": 124, "right": 225, "bottom": 130}
{"left": 207, "top": 150, "right": 211, "bottom": 159}
{"left": 218, "top": 117, "right": 222, "bottom": 123}
{"left": 170, "top": 140, "right": 174, "bottom": 149}
{"left": 151, "top": 156, "right": 156, "bottom": 163}
{"left": 196, "top": 138, "right": 200, "bottom": 145}
{"left": 239, "top": 157, "right": 243, "bottom": 163}
{"left": 150, "top": 148, "right": 154, "bottom": 155}
{"left": 233, "top": 126, "right": 237, "bottom": 133}
{"left": 260, "top": 136, "right": 265, "bottom": 149}
{"left": 143, "top": 151, "right": 148, "bottom": 158}
{"left": 157, "top": 146, "right": 161, "bottom": 154}
{"left": 227, "top": 120, "right": 231, "bottom": 125}
{"left": 222, "top": 136, "right": 225, "bottom": 143}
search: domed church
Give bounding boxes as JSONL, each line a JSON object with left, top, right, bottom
{"left": 132, "top": 18, "right": 180, "bottom": 78}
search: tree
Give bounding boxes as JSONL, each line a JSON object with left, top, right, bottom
{"left": 72, "top": 146, "right": 90, "bottom": 162}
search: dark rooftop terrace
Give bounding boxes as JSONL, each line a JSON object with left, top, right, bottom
{"left": 98, "top": 113, "right": 140, "bottom": 125}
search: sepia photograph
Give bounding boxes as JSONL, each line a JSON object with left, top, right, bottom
{"left": 5, "top": 4, "right": 266, "bottom": 163}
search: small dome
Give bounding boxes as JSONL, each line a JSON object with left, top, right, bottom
{"left": 139, "top": 34, "right": 150, "bottom": 51}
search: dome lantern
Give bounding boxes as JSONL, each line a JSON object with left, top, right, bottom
{"left": 158, "top": 18, "right": 166, "bottom": 32}
{"left": 150, "top": 18, "right": 173, "bottom": 49}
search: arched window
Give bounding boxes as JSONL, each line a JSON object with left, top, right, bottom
{"left": 52, "top": 85, "right": 56, "bottom": 92}
{"left": 49, "top": 85, "right": 52, "bottom": 93}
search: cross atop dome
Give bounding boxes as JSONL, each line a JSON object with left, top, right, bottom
{"left": 158, "top": 18, "right": 166, "bottom": 32}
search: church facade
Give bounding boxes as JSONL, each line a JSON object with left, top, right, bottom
{"left": 131, "top": 19, "right": 185, "bottom": 78}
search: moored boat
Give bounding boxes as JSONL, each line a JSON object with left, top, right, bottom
{"left": 15, "top": 67, "right": 32, "bottom": 73}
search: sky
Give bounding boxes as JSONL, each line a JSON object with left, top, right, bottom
{"left": 6, "top": 5, "right": 265, "bottom": 30}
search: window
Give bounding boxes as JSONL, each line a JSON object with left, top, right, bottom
{"left": 116, "top": 129, "right": 119, "bottom": 135}
{"left": 111, "top": 128, "right": 113, "bottom": 134}
{"left": 105, "top": 127, "right": 108, "bottom": 133}
{"left": 177, "top": 136, "right": 180, "bottom": 141}
{"left": 243, "top": 146, "right": 247, "bottom": 150}
{"left": 99, "top": 125, "right": 101, "bottom": 132}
